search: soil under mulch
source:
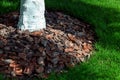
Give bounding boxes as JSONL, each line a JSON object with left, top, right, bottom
{"left": 0, "top": 11, "right": 95, "bottom": 79}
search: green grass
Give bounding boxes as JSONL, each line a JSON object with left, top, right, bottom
{"left": 0, "top": 0, "right": 120, "bottom": 80}
{"left": 0, "top": 0, "right": 19, "bottom": 14}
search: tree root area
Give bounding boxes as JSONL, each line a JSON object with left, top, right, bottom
{"left": 0, "top": 11, "right": 95, "bottom": 79}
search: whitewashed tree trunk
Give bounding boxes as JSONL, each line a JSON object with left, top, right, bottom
{"left": 18, "top": 0, "right": 46, "bottom": 32}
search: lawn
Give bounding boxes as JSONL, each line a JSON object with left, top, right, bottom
{"left": 0, "top": 0, "right": 120, "bottom": 80}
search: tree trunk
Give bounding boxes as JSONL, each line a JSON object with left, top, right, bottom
{"left": 18, "top": 0, "right": 46, "bottom": 32}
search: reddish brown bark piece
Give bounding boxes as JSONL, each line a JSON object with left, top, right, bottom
{"left": 45, "top": 34, "right": 53, "bottom": 39}
{"left": 67, "top": 34, "right": 76, "bottom": 42}
{"left": 64, "top": 47, "right": 74, "bottom": 53}
{"left": 30, "top": 30, "right": 43, "bottom": 36}
{"left": 23, "top": 65, "right": 34, "bottom": 75}
{"left": 82, "top": 42, "right": 93, "bottom": 53}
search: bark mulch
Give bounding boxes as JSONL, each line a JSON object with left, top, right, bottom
{"left": 0, "top": 11, "right": 95, "bottom": 79}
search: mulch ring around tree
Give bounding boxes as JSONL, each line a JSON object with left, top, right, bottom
{"left": 0, "top": 11, "right": 95, "bottom": 79}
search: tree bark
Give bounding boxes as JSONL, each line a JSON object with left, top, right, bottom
{"left": 18, "top": 0, "right": 46, "bottom": 32}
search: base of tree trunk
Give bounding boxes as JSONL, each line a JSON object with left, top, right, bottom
{"left": 18, "top": 0, "right": 46, "bottom": 32}
{"left": 0, "top": 11, "right": 95, "bottom": 79}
